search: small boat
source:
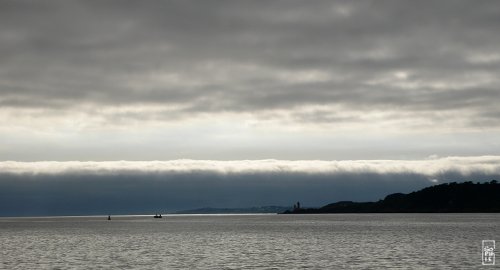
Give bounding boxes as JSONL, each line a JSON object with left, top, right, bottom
{"left": 154, "top": 214, "right": 162, "bottom": 218}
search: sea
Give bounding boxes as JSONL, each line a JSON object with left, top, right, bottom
{"left": 1, "top": 214, "right": 499, "bottom": 269}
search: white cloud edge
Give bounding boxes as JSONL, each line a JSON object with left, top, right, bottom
{"left": 1, "top": 156, "right": 500, "bottom": 177}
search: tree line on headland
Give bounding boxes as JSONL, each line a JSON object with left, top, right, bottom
{"left": 284, "top": 180, "right": 500, "bottom": 213}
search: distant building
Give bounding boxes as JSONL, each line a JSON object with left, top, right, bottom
{"left": 293, "top": 201, "right": 301, "bottom": 210}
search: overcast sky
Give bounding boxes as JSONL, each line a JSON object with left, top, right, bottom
{"left": 1, "top": 0, "right": 499, "bottom": 160}
{"left": 1, "top": 1, "right": 500, "bottom": 214}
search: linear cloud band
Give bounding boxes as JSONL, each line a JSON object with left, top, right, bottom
{"left": 1, "top": 156, "right": 500, "bottom": 177}
{"left": 1, "top": 157, "right": 498, "bottom": 216}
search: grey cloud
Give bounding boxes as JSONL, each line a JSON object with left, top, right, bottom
{"left": 1, "top": 1, "right": 500, "bottom": 127}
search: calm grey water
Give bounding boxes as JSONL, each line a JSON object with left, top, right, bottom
{"left": 0, "top": 214, "right": 499, "bottom": 269}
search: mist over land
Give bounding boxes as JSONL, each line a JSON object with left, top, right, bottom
{"left": 1, "top": 158, "right": 499, "bottom": 216}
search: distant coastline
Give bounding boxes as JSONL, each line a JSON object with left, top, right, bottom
{"left": 283, "top": 181, "right": 500, "bottom": 214}
{"left": 174, "top": 206, "right": 290, "bottom": 214}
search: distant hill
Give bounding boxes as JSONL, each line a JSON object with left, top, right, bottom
{"left": 175, "top": 206, "right": 291, "bottom": 214}
{"left": 284, "top": 181, "right": 500, "bottom": 213}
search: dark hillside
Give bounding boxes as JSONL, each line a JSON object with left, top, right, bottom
{"left": 284, "top": 181, "right": 500, "bottom": 213}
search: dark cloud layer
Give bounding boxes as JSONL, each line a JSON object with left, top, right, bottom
{"left": 1, "top": 170, "right": 498, "bottom": 217}
{"left": 1, "top": 0, "right": 500, "bottom": 126}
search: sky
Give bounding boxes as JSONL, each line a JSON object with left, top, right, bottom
{"left": 1, "top": 1, "right": 500, "bottom": 215}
